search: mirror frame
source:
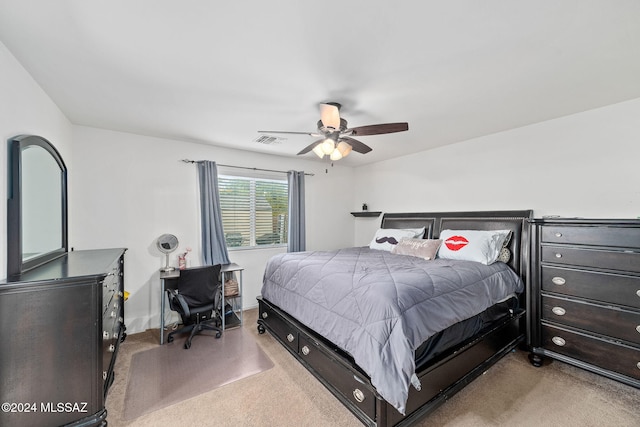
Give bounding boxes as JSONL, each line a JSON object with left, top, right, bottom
{"left": 7, "top": 135, "right": 68, "bottom": 278}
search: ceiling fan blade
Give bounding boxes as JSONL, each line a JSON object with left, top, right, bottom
{"left": 258, "top": 130, "right": 319, "bottom": 136}
{"left": 319, "top": 103, "right": 341, "bottom": 129}
{"left": 297, "top": 139, "right": 324, "bottom": 155}
{"left": 341, "top": 136, "right": 372, "bottom": 154}
{"left": 348, "top": 122, "right": 409, "bottom": 136}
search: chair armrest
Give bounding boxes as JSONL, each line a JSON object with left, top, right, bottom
{"left": 166, "top": 289, "right": 191, "bottom": 318}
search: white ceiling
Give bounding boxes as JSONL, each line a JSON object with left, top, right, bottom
{"left": 1, "top": 1, "right": 639, "bottom": 166}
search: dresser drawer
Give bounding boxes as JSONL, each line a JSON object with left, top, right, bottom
{"left": 542, "top": 324, "right": 640, "bottom": 380}
{"left": 542, "top": 295, "right": 640, "bottom": 345}
{"left": 541, "top": 266, "right": 640, "bottom": 309}
{"left": 541, "top": 246, "right": 640, "bottom": 273}
{"left": 542, "top": 225, "right": 640, "bottom": 249}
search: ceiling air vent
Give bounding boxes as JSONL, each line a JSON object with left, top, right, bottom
{"left": 254, "top": 135, "right": 285, "bottom": 145}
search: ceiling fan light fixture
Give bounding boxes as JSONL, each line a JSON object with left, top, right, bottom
{"left": 312, "top": 144, "right": 325, "bottom": 158}
{"left": 329, "top": 148, "right": 343, "bottom": 161}
{"left": 321, "top": 138, "right": 335, "bottom": 155}
{"left": 337, "top": 141, "right": 352, "bottom": 157}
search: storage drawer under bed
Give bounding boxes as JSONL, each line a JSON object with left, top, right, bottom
{"left": 298, "top": 334, "right": 376, "bottom": 420}
{"left": 259, "top": 300, "right": 299, "bottom": 353}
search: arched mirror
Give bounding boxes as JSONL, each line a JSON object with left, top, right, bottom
{"left": 7, "top": 135, "right": 68, "bottom": 278}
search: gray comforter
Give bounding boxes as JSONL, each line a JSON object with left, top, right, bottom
{"left": 261, "top": 247, "right": 523, "bottom": 414}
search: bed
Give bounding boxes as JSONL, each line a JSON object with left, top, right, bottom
{"left": 257, "top": 210, "right": 532, "bottom": 426}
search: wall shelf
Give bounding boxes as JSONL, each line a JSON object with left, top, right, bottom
{"left": 351, "top": 211, "right": 382, "bottom": 218}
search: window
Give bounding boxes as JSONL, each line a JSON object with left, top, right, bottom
{"left": 218, "top": 174, "right": 288, "bottom": 249}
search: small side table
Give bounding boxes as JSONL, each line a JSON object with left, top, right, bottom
{"left": 159, "top": 269, "right": 180, "bottom": 345}
{"left": 221, "top": 263, "right": 244, "bottom": 330}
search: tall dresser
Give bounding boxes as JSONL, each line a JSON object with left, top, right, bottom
{"left": 0, "top": 248, "right": 127, "bottom": 427}
{"left": 528, "top": 218, "right": 640, "bottom": 388}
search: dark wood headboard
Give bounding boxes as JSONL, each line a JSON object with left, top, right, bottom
{"left": 381, "top": 210, "right": 533, "bottom": 280}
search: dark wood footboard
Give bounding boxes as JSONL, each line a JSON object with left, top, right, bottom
{"left": 257, "top": 296, "right": 525, "bottom": 427}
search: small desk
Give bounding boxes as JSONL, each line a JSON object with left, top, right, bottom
{"left": 159, "top": 263, "right": 243, "bottom": 345}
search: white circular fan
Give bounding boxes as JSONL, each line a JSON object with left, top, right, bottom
{"left": 157, "top": 233, "right": 179, "bottom": 272}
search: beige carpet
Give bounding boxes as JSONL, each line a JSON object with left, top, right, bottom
{"left": 107, "top": 309, "right": 640, "bottom": 426}
{"left": 123, "top": 327, "right": 273, "bottom": 420}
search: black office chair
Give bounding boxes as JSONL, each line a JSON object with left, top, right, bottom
{"left": 166, "top": 264, "right": 223, "bottom": 349}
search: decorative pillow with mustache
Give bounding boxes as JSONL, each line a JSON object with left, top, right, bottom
{"left": 369, "top": 228, "right": 418, "bottom": 251}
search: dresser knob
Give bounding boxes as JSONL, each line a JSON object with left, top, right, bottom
{"left": 286, "top": 333, "right": 295, "bottom": 343}
{"left": 637, "top": 362, "right": 640, "bottom": 371}
{"left": 636, "top": 325, "right": 640, "bottom": 334}
{"left": 552, "top": 336, "right": 566, "bottom": 346}
{"left": 301, "top": 345, "right": 310, "bottom": 356}
{"left": 552, "top": 307, "right": 566, "bottom": 316}
{"left": 353, "top": 388, "right": 365, "bottom": 403}
{"left": 555, "top": 232, "right": 562, "bottom": 238}
{"left": 552, "top": 277, "right": 566, "bottom": 285}
{"left": 555, "top": 253, "right": 562, "bottom": 258}
{"left": 636, "top": 290, "right": 640, "bottom": 298}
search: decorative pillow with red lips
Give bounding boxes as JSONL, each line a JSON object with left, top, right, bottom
{"left": 437, "top": 229, "right": 512, "bottom": 265}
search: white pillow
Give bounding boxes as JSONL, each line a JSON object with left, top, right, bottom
{"left": 437, "top": 229, "right": 512, "bottom": 265}
{"left": 369, "top": 228, "right": 418, "bottom": 251}
{"left": 404, "top": 227, "right": 426, "bottom": 239}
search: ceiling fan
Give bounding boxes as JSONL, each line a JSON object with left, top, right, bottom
{"left": 258, "top": 102, "right": 409, "bottom": 161}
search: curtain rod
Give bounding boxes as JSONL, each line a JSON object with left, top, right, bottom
{"left": 180, "top": 159, "right": 314, "bottom": 176}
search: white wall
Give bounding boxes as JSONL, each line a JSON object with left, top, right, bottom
{"left": 352, "top": 98, "right": 640, "bottom": 245}
{"left": 4, "top": 36, "right": 640, "bottom": 336}
{"left": 0, "top": 41, "right": 73, "bottom": 279}
{"left": 71, "top": 126, "right": 355, "bottom": 333}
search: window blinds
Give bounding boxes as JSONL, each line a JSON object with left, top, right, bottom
{"left": 218, "top": 175, "right": 289, "bottom": 248}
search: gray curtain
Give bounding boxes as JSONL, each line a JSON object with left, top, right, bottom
{"left": 287, "top": 170, "right": 306, "bottom": 252}
{"left": 197, "top": 161, "right": 230, "bottom": 265}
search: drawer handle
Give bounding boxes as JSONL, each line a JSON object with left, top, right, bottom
{"left": 552, "top": 277, "right": 566, "bottom": 286}
{"left": 286, "top": 333, "right": 295, "bottom": 343}
{"left": 353, "top": 388, "right": 365, "bottom": 403}
{"left": 555, "top": 232, "right": 563, "bottom": 238}
{"left": 637, "top": 362, "right": 640, "bottom": 371}
{"left": 636, "top": 325, "right": 640, "bottom": 334}
{"left": 552, "top": 307, "right": 566, "bottom": 316}
{"left": 552, "top": 336, "right": 566, "bottom": 346}
{"left": 301, "top": 345, "right": 310, "bottom": 356}
{"left": 636, "top": 290, "right": 640, "bottom": 298}
{"left": 261, "top": 312, "right": 268, "bottom": 319}
{"left": 555, "top": 253, "right": 562, "bottom": 258}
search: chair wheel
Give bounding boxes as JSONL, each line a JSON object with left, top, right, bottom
{"left": 184, "top": 342, "right": 191, "bottom": 349}
{"left": 257, "top": 324, "right": 266, "bottom": 334}
{"left": 167, "top": 335, "right": 174, "bottom": 343}
{"left": 215, "top": 331, "right": 222, "bottom": 339}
